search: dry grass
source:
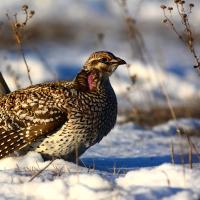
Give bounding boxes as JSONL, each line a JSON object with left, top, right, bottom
{"left": 159, "top": 0, "right": 200, "bottom": 167}
{"left": 161, "top": 0, "right": 200, "bottom": 72}
{"left": 6, "top": 5, "right": 35, "bottom": 85}
{"left": 120, "top": 103, "right": 200, "bottom": 129}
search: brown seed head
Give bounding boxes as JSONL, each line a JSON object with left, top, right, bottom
{"left": 162, "top": 19, "right": 168, "bottom": 23}
{"left": 22, "top": 5, "right": 28, "bottom": 11}
{"left": 168, "top": 7, "right": 173, "bottom": 11}
{"left": 29, "top": 10, "right": 35, "bottom": 16}
{"left": 179, "top": 0, "right": 185, "bottom": 4}
{"left": 189, "top": 3, "right": 194, "bottom": 7}
{"left": 183, "top": 14, "right": 187, "bottom": 18}
{"left": 15, "top": 23, "right": 21, "bottom": 28}
{"left": 29, "top": 10, "right": 35, "bottom": 18}
{"left": 160, "top": 5, "right": 167, "bottom": 9}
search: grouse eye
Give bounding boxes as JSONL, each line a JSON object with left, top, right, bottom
{"left": 99, "top": 58, "right": 109, "bottom": 64}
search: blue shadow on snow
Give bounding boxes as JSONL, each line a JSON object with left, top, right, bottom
{"left": 56, "top": 64, "right": 80, "bottom": 80}
{"left": 81, "top": 154, "right": 199, "bottom": 172}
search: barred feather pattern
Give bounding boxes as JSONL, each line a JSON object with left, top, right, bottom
{"left": 0, "top": 70, "right": 117, "bottom": 161}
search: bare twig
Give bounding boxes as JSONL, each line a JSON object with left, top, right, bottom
{"left": 29, "top": 159, "right": 54, "bottom": 182}
{"left": 160, "top": 0, "right": 200, "bottom": 168}
{"left": 6, "top": 5, "right": 35, "bottom": 85}
{"left": 186, "top": 136, "right": 193, "bottom": 169}
{"left": 170, "top": 141, "right": 175, "bottom": 164}
{"left": 161, "top": 1, "right": 200, "bottom": 72}
{"left": 116, "top": 0, "right": 146, "bottom": 62}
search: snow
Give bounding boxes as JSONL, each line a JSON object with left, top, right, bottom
{"left": 0, "top": 154, "right": 200, "bottom": 200}
{"left": 0, "top": 0, "right": 200, "bottom": 199}
{"left": 116, "top": 164, "right": 200, "bottom": 200}
{"left": 0, "top": 121, "right": 199, "bottom": 200}
{"left": 117, "top": 164, "right": 198, "bottom": 188}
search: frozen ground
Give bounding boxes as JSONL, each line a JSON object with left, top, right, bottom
{"left": 0, "top": 1, "right": 200, "bottom": 200}
{"left": 0, "top": 120, "right": 200, "bottom": 200}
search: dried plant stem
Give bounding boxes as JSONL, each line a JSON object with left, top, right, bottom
{"left": 6, "top": 9, "right": 33, "bottom": 85}
{"left": 160, "top": 82, "right": 177, "bottom": 121}
{"left": 186, "top": 136, "right": 193, "bottom": 169}
{"left": 153, "top": 63, "right": 188, "bottom": 167}
{"left": 163, "top": 10, "right": 184, "bottom": 43}
{"left": 117, "top": 0, "right": 159, "bottom": 111}
{"left": 161, "top": 1, "right": 200, "bottom": 168}
{"left": 18, "top": 43, "right": 33, "bottom": 85}
{"left": 185, "top": 135, "right": 200, "bottom": 161}
{"left": 116, "top": 0, "right": 146, "bottom": 62}
{"left": 29, "top": 160, "right": 54, "bottom": 182}
{"left": 161, "top": 1, "right": 200, "bottom": 71}
{"left": 170, "top": 141, "right": 175, "bottom": 164}
{"left": 158, "top": 74, "right": 181, "bottom": 165}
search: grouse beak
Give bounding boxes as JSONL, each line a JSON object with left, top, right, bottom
{"left": 115, "top": 57, "right": 127, "bottom": 65}
{"left": 108, "top": 57, "right": 126, "bottom": 74}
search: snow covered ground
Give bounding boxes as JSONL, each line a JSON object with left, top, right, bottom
{"left": 0, "top": 0, "right": 200, "bottom": 200}
{"left": 0, "top": 120, "right": 200, "bottom": 200}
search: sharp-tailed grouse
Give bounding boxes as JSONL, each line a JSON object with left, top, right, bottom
{"left": 0, "top": 51, "right": 126, "bottom": 161}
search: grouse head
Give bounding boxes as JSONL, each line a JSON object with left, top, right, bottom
{"left": 83, "top": 51, "right": 126, "bottom": 77}
{"left": 75, "top": 51, "right": 126, "bottom": 91}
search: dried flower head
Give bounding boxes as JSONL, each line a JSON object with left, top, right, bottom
{"left": 183, "top": 14, "right": 187, "bottom": 18}
{"left": 179, "top": 0, "right": 185, "bottom": 4}
{"left": 168, "top": 7, "right": 173, "bottom": 11}
{"left": 161, "top": 0, "right": 200, "bottom": 72}
{"left": 160, "top": 5, "right": 167, "bottom": 9}
{"left": 162, "top": 19, "right": 168, "bottom": 23}
{"left": 29, "top": 10, "right": 35, "bottom": 18}
{"left": 189, "top": 3, "right": 194, "bottom": 7}
{"left": 22, "top": 5, "right": 28, "bottom": 11}
{"left": 15, "top": 22, "right": 21, "bottom": 28}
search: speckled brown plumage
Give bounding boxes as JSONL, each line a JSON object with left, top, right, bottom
{"left": 0, "top": 51, "right": 126, "bottom": 161}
